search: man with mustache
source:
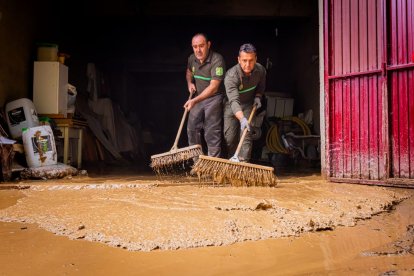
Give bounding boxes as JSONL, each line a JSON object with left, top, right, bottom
{"left": 185, "top": 33, "right": 226, "bottom": 157}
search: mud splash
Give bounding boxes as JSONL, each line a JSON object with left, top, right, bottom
{"left": 1, "top": 176, "right": 414, "bottom": 275}
{"left": 362, "top": 224, "right": 414, "bottom": 257}
{"left": 0, "top": 176, "right": 411, "bottom": 252}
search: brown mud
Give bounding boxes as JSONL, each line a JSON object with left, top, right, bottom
{"left": 0, "top": 174, "right": 413, "bottom": 275}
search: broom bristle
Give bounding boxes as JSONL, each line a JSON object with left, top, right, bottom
{"left": 150, "top": 145, "right": 203, "bottom": 174}
{"left": 192, "top": 155, "right": 277, "bottom": 187}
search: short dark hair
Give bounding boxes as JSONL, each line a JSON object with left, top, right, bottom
{"left": 192, "top": 33, "right": 209, "bottom": 42}
{"left": 239, "top": 43, "right": 256, "bottom": 54}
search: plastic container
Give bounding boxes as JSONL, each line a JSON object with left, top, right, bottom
{"left": 5, "top": 98, "right": 40, "bottom": 139}
{"left": 39, "top": 117, "right": 51, "bottom": 126}
{"left": 22, "top": 125, "right": 57, "bottom": 168}
{"left": 37, "top": 43, "right": 58, "bottom": 61}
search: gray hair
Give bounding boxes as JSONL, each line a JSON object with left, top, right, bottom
{"left": 239, "top": 43, "right": 256, "bottom": 54}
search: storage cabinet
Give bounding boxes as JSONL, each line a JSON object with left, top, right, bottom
{"left": 33, "top": 61, "right": 68, "bottom": 117}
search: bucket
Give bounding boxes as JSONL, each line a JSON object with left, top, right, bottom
{"left": 5, "top": 98, "right": 40, "bottom": 139}
{"left": 37, "top": 43, "right": 58, "bottom": 61}
{"left": 22, "top": 125, "right": 57, "bottom": 168}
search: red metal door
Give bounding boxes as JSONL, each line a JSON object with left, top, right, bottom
{"left": 324, "top": 0, "right": 388, "bottom": 182}
{"left": 388, "top": 0, "right": 414, "bottom": 180}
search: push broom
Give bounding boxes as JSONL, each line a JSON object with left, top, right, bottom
{"left": 150, "top": 92, "right": 203, "bottom": 174}
{"left": 192, "top": 104, "right": 277, "bottom": 187}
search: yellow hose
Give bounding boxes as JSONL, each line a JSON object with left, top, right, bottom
{"left": 266, "top": 125, "right": 288, "bottom": 154}
{"left": 282, "top": 116, "right": 311, "bottom": 136}
{"left": 265, "top": 116, "right": 310, "bottom": 154}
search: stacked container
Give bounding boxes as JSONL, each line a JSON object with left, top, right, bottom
{"left": 5, "top": 98, "right": 40, "bottom": 139}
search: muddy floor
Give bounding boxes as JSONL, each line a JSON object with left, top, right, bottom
{"left": 0, "top": 173, "right": 413, "bottom": 275}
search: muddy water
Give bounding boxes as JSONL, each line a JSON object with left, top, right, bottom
{"left": 0, "top": 176, "right": 413, "bottom": 275}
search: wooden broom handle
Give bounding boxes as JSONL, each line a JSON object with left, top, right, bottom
{"left": 234, "top": 104, "right": 258, "bottom": 157}
{"left": 171, "top": 92, "right": 194, "bottom": 151}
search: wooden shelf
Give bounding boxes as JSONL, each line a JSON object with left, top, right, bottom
{"left": 53, "top": 118, "right": 88, "bottom": 127}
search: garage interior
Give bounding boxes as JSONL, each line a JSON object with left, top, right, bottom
{"left": 0, "top": 0, "right": 321, "bottom": 177}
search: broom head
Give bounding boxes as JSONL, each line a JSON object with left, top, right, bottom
{"left": 150, "top": 144, "right": 203, "bottom": 173}
{"left": 192, "top": 155, "right": 277, "bottom": 187}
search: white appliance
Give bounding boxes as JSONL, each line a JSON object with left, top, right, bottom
{"left": 33, "top": 61, "right": 68, "bottom": 117}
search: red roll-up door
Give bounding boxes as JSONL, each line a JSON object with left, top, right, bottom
{"left": 324, "top": 0, "right": 414, "bottom": 187}
{"left": 324, "top": 0, "right": 388, "bottom": 182}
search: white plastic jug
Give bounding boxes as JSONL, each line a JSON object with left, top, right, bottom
{"left": 22, "top": 125, "right": 57, "bottom": 168}
{"left": 5, "top": 98, "right": 40, "bottom": 139}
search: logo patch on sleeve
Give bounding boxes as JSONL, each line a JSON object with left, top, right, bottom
{"left": 216, "top": 67, "right": 223, "bottom": 76}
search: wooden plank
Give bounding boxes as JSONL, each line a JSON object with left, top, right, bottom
{"left": 53, "top": 118, "right": 88, "bottom": 127}
{"left": 39, "top": 113, "right": 73, "bottom": 119}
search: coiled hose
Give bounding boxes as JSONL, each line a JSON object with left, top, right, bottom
{"left": 265, "top": 116, "right": 311, "bottom": 154}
